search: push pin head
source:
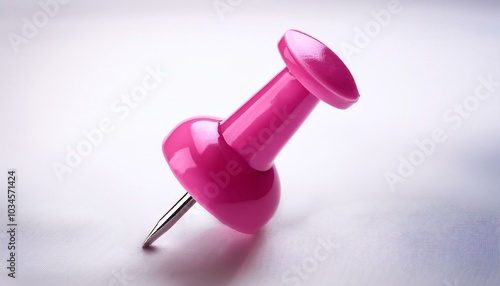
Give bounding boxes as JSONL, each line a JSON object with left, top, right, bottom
{"left": 142, "top": 29, "right": 359, "bottom": 247}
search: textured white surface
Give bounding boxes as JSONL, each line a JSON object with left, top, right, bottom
{"left": 1, "top": 0, "right": 500, "bottom": 285}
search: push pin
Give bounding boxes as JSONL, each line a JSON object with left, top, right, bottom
{"left": 142, "top": 29, "right": 359, "bottom": 247}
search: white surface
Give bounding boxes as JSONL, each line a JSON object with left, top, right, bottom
{"left": 1, "top": 0, "right": 500, "bottom": 285}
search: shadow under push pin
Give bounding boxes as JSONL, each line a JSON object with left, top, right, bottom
{"left": 142, "top": 29, "right": 359, "bottom": 247}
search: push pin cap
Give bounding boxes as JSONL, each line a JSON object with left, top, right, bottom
{"left": 143, "top": 29, "right": 359, "bottom": 248}
{"left": 278, "top": 29, "right": 359, "bottom": 109}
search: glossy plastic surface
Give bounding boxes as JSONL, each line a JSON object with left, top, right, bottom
{"left": 278, "top": 29, "right": 359, "bottom": 109}
{"left": 163, "top": 117, "right": 280, "bottom": 234}
{"left": 219, "top": 29, "right": 359, "bottom": 171}
{"left": 220, "top": 68, "right": 319, "bottom": 171}
{"left": 162, "top": 29, "right": 358, "bottom": 233}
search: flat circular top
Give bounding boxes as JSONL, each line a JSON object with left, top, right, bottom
{"left": 278, "top": 29, "right": 360, "bottom": 109}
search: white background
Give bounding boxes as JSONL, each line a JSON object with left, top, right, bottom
{"left": 1, "top": 0, "right": 499, "bottom": 285}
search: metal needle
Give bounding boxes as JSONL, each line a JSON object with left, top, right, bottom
{"left": 142, "top": 192, "right": 195, "bottom": 248}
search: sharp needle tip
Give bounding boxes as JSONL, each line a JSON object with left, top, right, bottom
{"left": 141, "top": 193, "right": 195, "bottom": 248}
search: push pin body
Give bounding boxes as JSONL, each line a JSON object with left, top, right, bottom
{"left": 143, "top": 29, "right": 359, "bottom": 247}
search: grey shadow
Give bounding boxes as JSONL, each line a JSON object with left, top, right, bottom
{"left": 144, "top": 226, "right": 261, "bottom": 286}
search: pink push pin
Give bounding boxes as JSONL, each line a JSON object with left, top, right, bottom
{"left": 142, "top": 29, "right": 359, "bottom": 247}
